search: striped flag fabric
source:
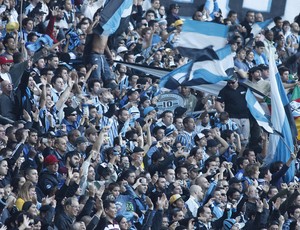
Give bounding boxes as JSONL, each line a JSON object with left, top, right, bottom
{"left": 245, "top": 89, "right": 273, "bottom": 133}
{"left": 264, "top": 51, "right": 296, "bottom": 182}
{"left": 94, "top": 0, "right": 133, "bottom": 36}
{"left": 159, "top": 46, "right": 234, "bottom": 92}
{"left": 159, "top": 61, "right": 191, "bottom": 90}
{"left": 176, "top": 20, "right": 229, "bottom": 59}
{"left": 182, "top": 46, "right": 233, "bottom": 86}
{"left": 251, "top": 19, "right": 273, "bottom": 38}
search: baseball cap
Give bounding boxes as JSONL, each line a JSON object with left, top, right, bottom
{"left": 44, "top": 155, "right": 59, "bottom": 165}
{"left": 143, "top": 106, "right": 156, "bottom": 116}
{"left": 249, "top": 66, "right": 262, "bottom": 74}
{"left": 229, "top": 177, "right": 244, "bottom": 185}
{"left": 207, "top": 139, "right": 218, "bottom": 148}
{"left": 85, "top": 127, "right": 99, "bottom": 136}
{"left": 188, "top": 164, "right": 201, "bottom": 172}
{"left": 75, "top": 136, "right": 88, "bottom": 145}
{"left": 258, "top": 64, "right": 269, "bottom": 70}
{"left": 132, "top": 146, "right": 144, "bottom": 154}
{"left": 174, "top": 106, "right": 187, "bottom": 117}
{"left": 117, "top": 46, "right": 128, "bottom": 54}
{"left": 169, "top": 194, "right": 182, "bottom": 205}
{"left": 127, "top": 88, "right": 141, "bottom": 96}
{"left": 170, "top": 3, "right": 180, "bottom": 9}
{"left": 196, "top": 133, "right": 205, "bottom": 139}
{"left": 174, "top": 19, "right": 183, "bottom": 27}
{"left": 0, "top": 56, "right": 13, "bottom": 65}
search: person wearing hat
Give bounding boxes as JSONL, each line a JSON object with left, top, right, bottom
{"left": 123, "top": 88, "right": 141, "bottom": 125}
{"left": 166, "top": 3, "right": 181, "bottom": 27}
{"left": 245, "top": 66, "right": 270, "bottom": 96}
{"left": 174, "top": 106, "right": 187, "bottom": 119}
{"left": 84, "top": 126, "right": 99, "bottom": 144}
{"left": 97, "top": 85, "right": 116, "bottom": 118}
{"left": 258, "top": 64, "right": 270, "bottom": 80}
{"left": 115, "top": 63, "right": 129, "bottom": 92}
{"left": 168, "top": 19, "right": 183, "bottom": 47}
{"left": 142, "top": 105, "right": 157, "bottom": 119}
{"left": 37, "top": 154, "right": 61, "bottom": 196}
{"left": 0, "top": 55, "right": 13, "bottom": 83}
{"left": 169, "top": 194, "right": 185, "bottom": 209}
{"left": 74, "top": 136, "right": 89, "bottom": 158}
{"left": 61, "top": 106, "right": 81, "bottom": 133}
{"left": 129, "top": 147, "right": 144, "bottom": 173}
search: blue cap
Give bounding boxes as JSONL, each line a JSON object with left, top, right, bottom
{"left": 143, "top": 106, "right": 156, "bottom": 116}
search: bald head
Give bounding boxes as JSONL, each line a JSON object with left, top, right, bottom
{"left": 1, "top": 80, "right": 13, "bottom": 94}
{"left": 190, "top": 185, "right": 201, "bottom": 194}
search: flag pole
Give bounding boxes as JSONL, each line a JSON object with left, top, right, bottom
{"left": 19, "top": 0, "right": 23, "bottom": 46}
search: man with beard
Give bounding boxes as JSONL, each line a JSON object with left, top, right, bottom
{"left": 65, "top": 151, "right": 81, "bottom": 170}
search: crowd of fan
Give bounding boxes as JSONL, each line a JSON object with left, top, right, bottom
{"left": 0, "top": 0, "right": 299, "bottom": 229}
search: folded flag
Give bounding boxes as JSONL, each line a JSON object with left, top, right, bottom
{"left": 246, "top": 89, "right": 273, "bottom": 133}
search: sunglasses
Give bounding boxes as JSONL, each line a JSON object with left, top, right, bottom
{"left": 228, "top": 81, "right": 236, "bottom": 85}
{"left": 70, "top": 113, "right": 77, "bottom": 116}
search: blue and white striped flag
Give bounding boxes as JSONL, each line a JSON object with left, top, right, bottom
{"left": 176, "top": 20, "right": 229, "bottom": 59}
{"left": 183, "top": 45, "right": 233, "bottom": 86}
{"left": 94, "top": 0, "right": 133, "bottom": 36}
{"left": 251, "top": 19, "right": 273, "bottom": 38}
{"left": 159, "top": 61, "right": 191, "bottom": 90}
{"left": 264, "top": 51, "right": 296, "bottom": 182}
{"left": 246, "top": 89, "right": 273, "bottom": 133}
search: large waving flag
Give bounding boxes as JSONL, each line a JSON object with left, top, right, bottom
{"left": 159, "top": 61, "right": 191, "bottom": 90}
{"left": 183, "top": 45, "right": 234, "bottom": 86}
{"left": 176, "top": 20, "right": 229, "bottom": 59}
{"left": 93, "top": 0, "right": 133, "bottom": 36}
{"left": 159, "top": 47, "right": 233, "bottom": 90}
{"left": 264, "top": 51, "right": 297, "bottom": 182}
{"left": 246, "top": 89, "right": 273, "bottom": 133}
